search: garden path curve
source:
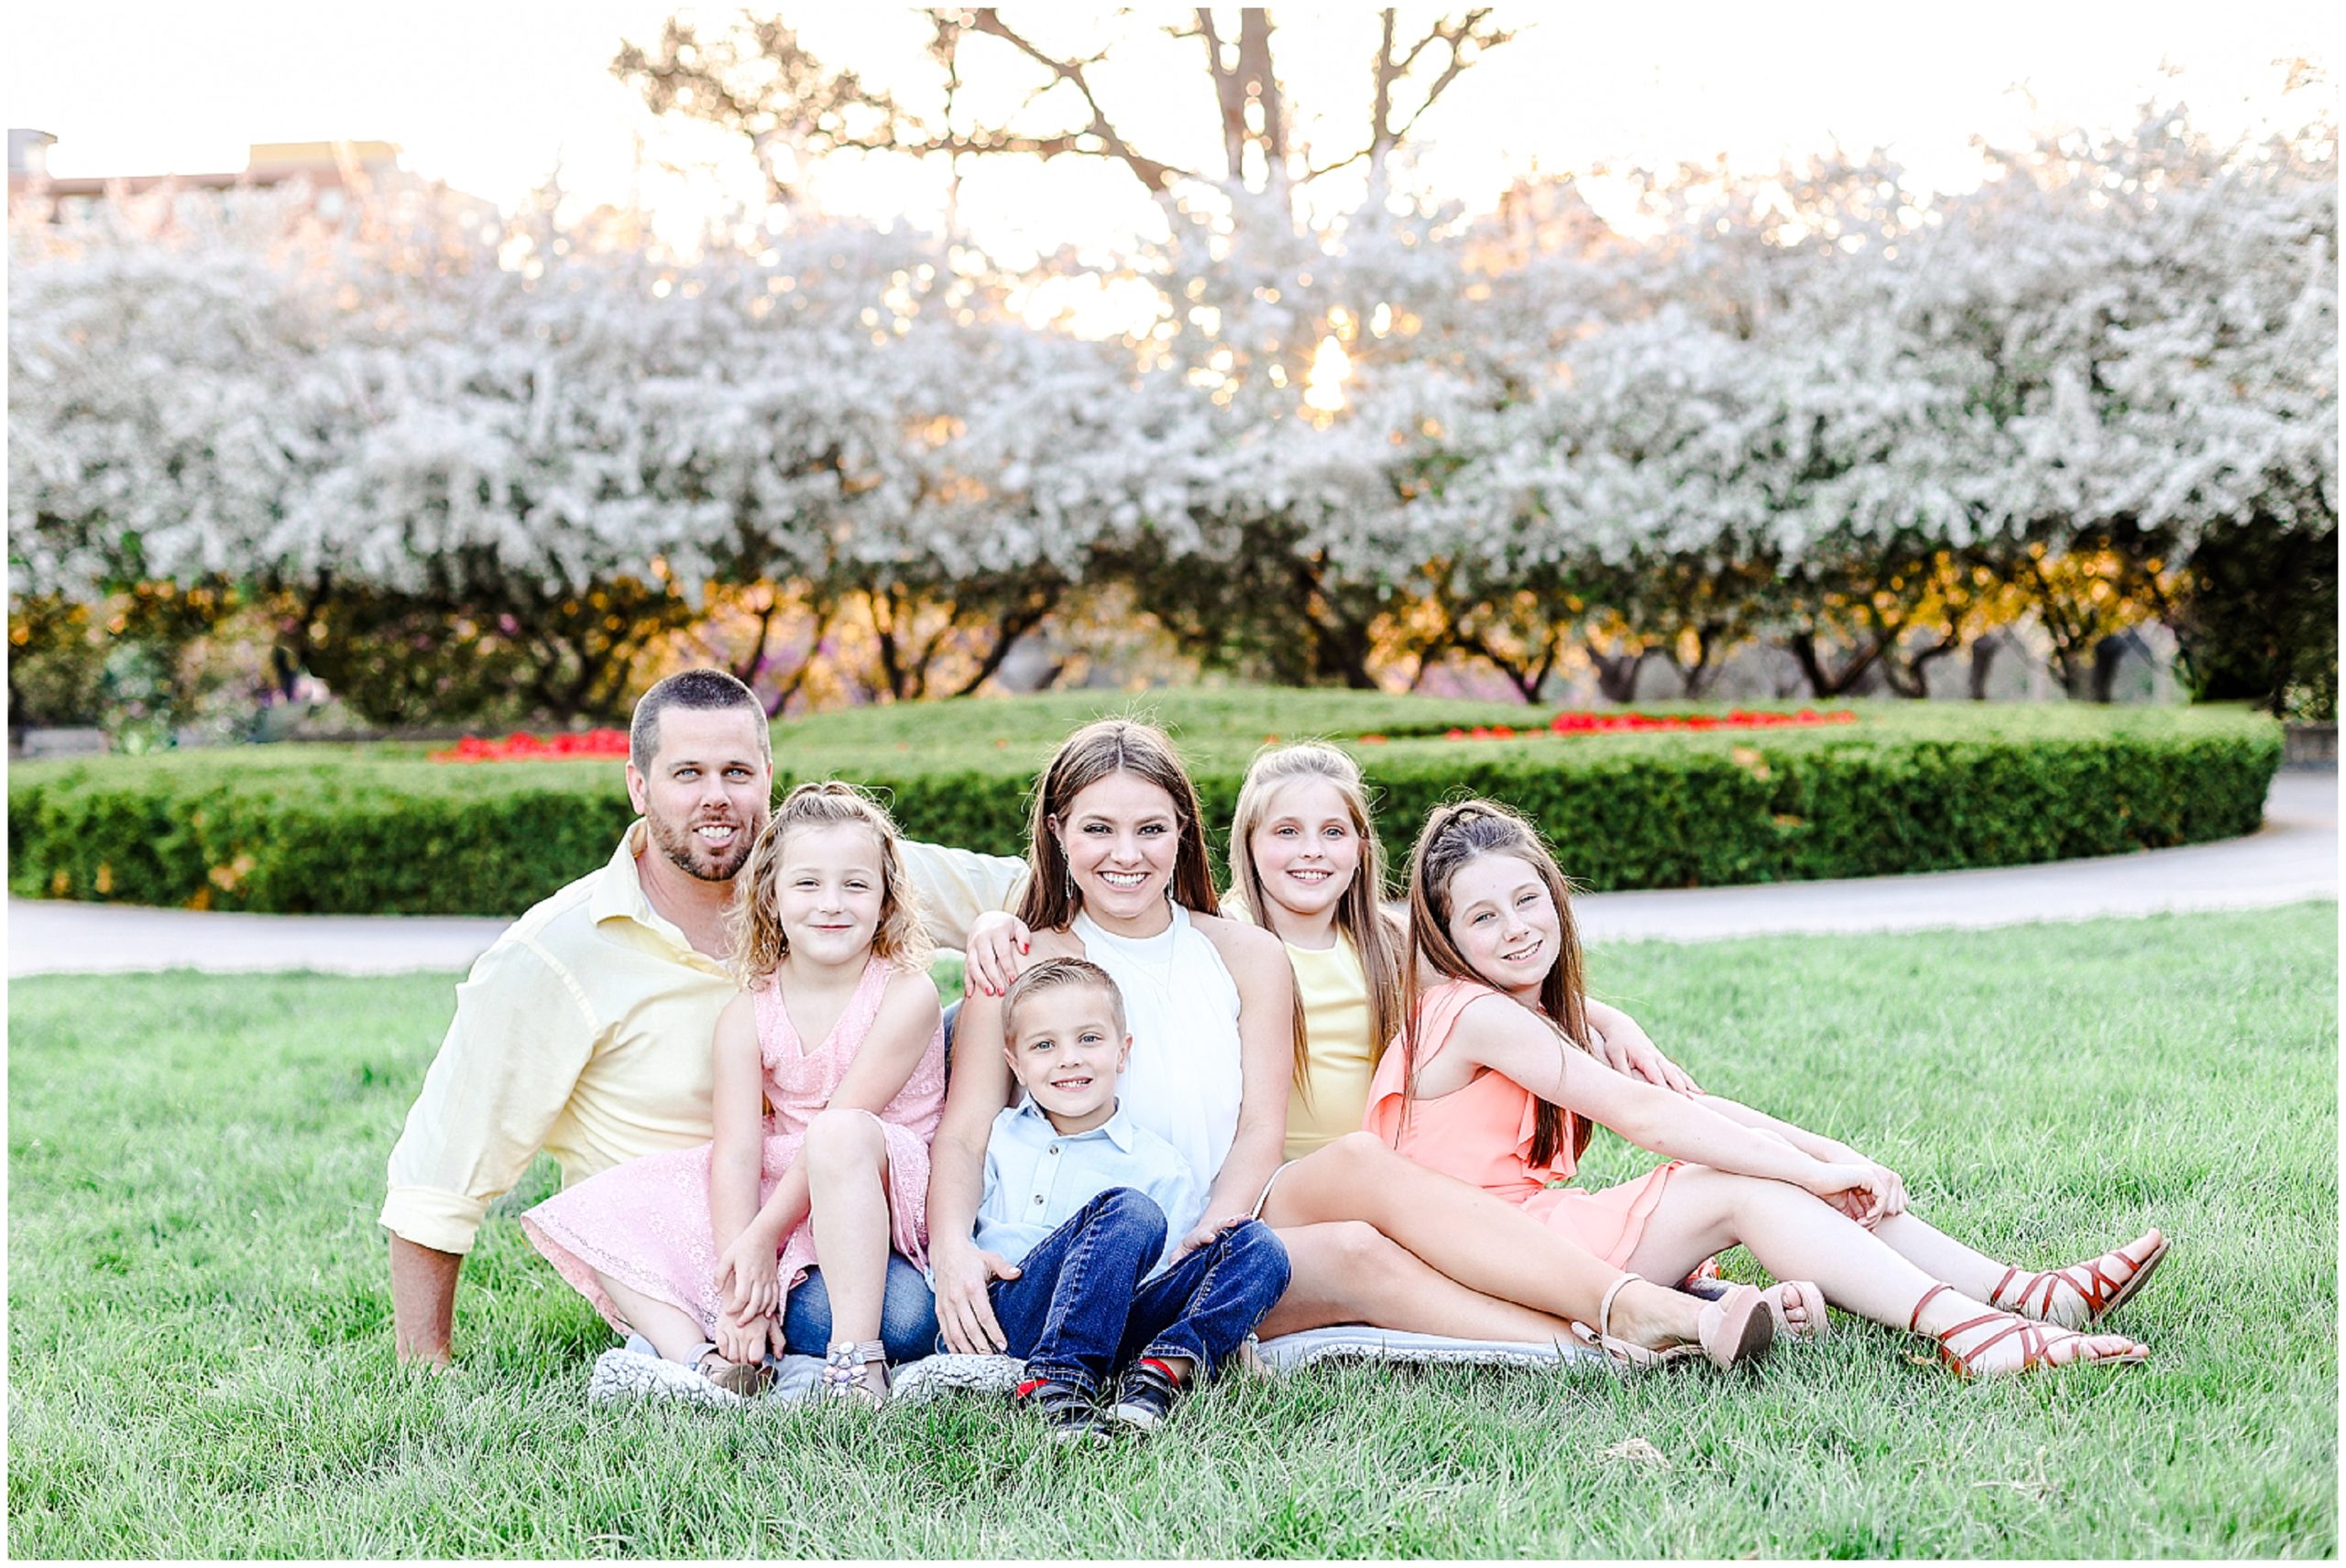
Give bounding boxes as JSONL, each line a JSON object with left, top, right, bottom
{"left": 6, "top": 774, "right": 2332, "bottom": 978}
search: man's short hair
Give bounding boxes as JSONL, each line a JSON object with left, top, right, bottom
{"left": 629, "top": 669, "right": 772, "bottom": 774}
{"left": 1001, "top": 956, "right": 1128, "bottom": 1043}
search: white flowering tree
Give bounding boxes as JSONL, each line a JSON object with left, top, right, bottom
{"left": 9, "top": 56, "right": 2333, "bottom": 724}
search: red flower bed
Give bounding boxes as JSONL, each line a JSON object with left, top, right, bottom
{"left": 431, "top": 729, "right": 632, "bottom": 762}
{"left": 1435, "top": 708, "right": 1858, "bottom": 742}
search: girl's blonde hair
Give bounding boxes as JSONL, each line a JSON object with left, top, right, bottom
{"left": 1014, "top": 718, "right": 1219, "bottom": 931}
{"left": 1399, "top": 797, "right": 1593, "bottom": 1168}
{"left": 1227, "top": 742, "right": 1408, "bottom": 1076}
{"left": 729, "top": 781, "right": 931, "bottom": 981}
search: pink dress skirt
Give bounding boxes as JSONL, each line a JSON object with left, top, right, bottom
{"left": 523, "top": 957, "right": 945, "bottom": 1338}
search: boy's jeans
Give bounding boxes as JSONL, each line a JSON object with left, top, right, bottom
{"left": 987, "top": 1186, "right": 1291, "bottom": 1393}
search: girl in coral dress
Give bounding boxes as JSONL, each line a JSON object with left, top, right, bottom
{"left": 1370, "top": 798, "right": 2165, "bottom": 1379}
{"left": 525, "top": 783, "right": 944, "bottom": 1402}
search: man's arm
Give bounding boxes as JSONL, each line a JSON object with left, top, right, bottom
{"left": 389, "top": 1235, "right": 464, "bottom": 1365}
{"left": 900, "top": 839, "right": 1028, "bottom": 950}
{"left": 382, "top": 938, "right": 597, "bottom": 1362}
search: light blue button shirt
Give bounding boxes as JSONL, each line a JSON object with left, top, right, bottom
{"left": 972, "top": 1097, "right": 1202, "bottom": 1275}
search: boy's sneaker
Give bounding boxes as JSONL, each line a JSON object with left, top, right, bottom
{"left": 1109, "top": 1358, "right": 1185, "bottom": 1433}
{"left": 1014, "top": 1376, "right": 1107, "bottom": 1446}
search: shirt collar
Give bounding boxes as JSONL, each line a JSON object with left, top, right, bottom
{"left": 590, "top": 821, "right": 695, "bottom": 954}
{"left": 1013, "top": 1094, "right": 1135, "bottom": 1150}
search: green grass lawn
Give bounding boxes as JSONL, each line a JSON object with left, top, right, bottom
{"left": 8, "top": 905, "right": 2336, "bottom": 1557}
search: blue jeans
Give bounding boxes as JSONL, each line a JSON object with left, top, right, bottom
{"left": 783, "top": 1253, "right": 940, "bottom": 1364}
{"left": 987, "top": 1186, "right": 1291, "bottom": 1393}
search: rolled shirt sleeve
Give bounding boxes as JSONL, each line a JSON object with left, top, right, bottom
{"left": 381, "top": 937, "right": 597, "bottom": 1255}
{"left": 901, "top": 839, "right": 1029, "bottom": 950}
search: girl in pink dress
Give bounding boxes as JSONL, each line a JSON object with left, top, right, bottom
{"left": 525, "top": 783, "right": 945, "bottom": 1402}
{"left": 1370, "top": 798, "right": 2165, "bottom": 1380}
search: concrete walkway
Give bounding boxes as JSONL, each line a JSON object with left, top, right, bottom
{"left": 7, "top": 774, "right": 2333, "bottom": 978}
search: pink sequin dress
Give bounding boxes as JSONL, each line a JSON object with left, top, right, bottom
{"left": 522, "top": 956, "right": 945, "bottom": 1340}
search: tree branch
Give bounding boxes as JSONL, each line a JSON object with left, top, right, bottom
{"left": 1304, "top": 7, "right": 1514, "bottom": 183}
{"left": 965, "top": 9, "right": 1198, "bottom": 192}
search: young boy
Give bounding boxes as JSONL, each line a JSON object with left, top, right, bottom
{"left": 970, "top": 957, "right": 1290, "bottom": 1442}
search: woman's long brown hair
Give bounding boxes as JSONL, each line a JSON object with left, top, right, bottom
{"left": 1226, "top": 742, "right": 1407, "bottom": 1087}
{"left": 1013, "top": 718, "right": 1310, "bottom": 1083}
{"left": 1015, "top": 718, "right": 1220, "bottom": 930}
{"left": 1398, "top": 798, "right": 1593, "bottom": 1168}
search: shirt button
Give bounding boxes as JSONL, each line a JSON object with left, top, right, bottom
{"left": 1048, "top": 1144, "right": 1061, "bottom": 1155}
{"left": 1032, "top": 1194, "right": 1046, "bottom": 1205}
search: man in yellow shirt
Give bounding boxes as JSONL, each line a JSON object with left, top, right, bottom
{"left": 383, "top": 669, "right": 1024, "bottom": 1365}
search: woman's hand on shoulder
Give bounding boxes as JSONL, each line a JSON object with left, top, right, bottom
{"left": 961, "top": 910, "right": 1035, "bottom": 998}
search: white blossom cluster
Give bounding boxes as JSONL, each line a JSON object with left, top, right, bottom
{"left": 9, "top": 104, "right": 2333, "bottom": 694}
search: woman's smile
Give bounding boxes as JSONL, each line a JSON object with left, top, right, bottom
{"left": 1054, "top": 771, "right": 1181, "bottom": 931}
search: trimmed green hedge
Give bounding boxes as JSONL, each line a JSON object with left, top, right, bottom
{"left": 7, "top": 694, "right": 2282, "bottom": 916}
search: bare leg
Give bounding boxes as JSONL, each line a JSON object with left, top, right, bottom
{"left": 803, "top": 1110, "right": 892, "bottom": 1377}
{"left": 1618, "top": 1166, "right": 2146, "bottom": 1371}
{"left": 1258, "top": 1222, "right": 1583, "bottom": 1343}
{"left": 1865, "top": 1210, "right": 2026, "bottom": 1300}
{"left": 1862, "top": 1211, "right": 2165, "bottom": 1328}
{"left": 596, "top": 1273, "right": 711, "bottom": 1365}
{"left": 1262, "top": 1133, "right": 1707, "bottom": 1350}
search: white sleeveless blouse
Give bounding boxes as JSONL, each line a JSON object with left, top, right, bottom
{"left": 1071, "top": 905, "right": 1244, "bottom": 1234}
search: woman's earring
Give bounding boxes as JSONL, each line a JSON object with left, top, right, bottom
{"left": 1063, "top": 862, "right": 1075, "bottom": 903}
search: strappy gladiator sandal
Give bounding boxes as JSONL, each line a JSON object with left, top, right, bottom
{"left": 820, "top": 1338, "right": 890, "bottom": 1406}
{"left": 1910, "top": 1283, "right": 2150, "bottom": 1379}
{"left": 1989, "top": 1228, "right": 2168, "bottom": 1330}
{"left": 687, "top": 1341, "right": 773, "bottom": 1399}
{"left": 1577, "top": 1273, "right": 1775, "bottom": 1370}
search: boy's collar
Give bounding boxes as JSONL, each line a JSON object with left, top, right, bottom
{"left": 1012, "top": 1093, "right": 1135, "bottom": 1149}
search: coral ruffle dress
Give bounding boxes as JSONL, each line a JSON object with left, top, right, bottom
{"left": 523, "top": 957, "right": 944, "bottom": 1337}
{"left": 1363, "top": 979, "right": 1677, "bottom": 1268}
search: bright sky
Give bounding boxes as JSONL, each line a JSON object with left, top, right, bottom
{"left": 6, "top": 1, "right": 2332, "bottom": 262}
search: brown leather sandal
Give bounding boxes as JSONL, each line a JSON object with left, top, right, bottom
{"left": 1910, "top": 1283, "right": 2148, "bottom": 1379}
{"left": 1990, "top": 1228, "right": 2168, "bottom": 1330}
{"left": 689, "top": 1342, "right": 774, "bottom": 1398}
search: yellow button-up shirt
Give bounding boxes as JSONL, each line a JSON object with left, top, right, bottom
{"left": 379, "top": 823, "right": 1025, "bottom": 1255}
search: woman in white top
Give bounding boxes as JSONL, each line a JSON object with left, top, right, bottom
{"left": 927, "top": 719, "right": 1770, "bottom": 1365}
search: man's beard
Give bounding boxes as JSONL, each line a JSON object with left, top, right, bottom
{"left": 646, "top": 809, "right": 759, "bottom": 883}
